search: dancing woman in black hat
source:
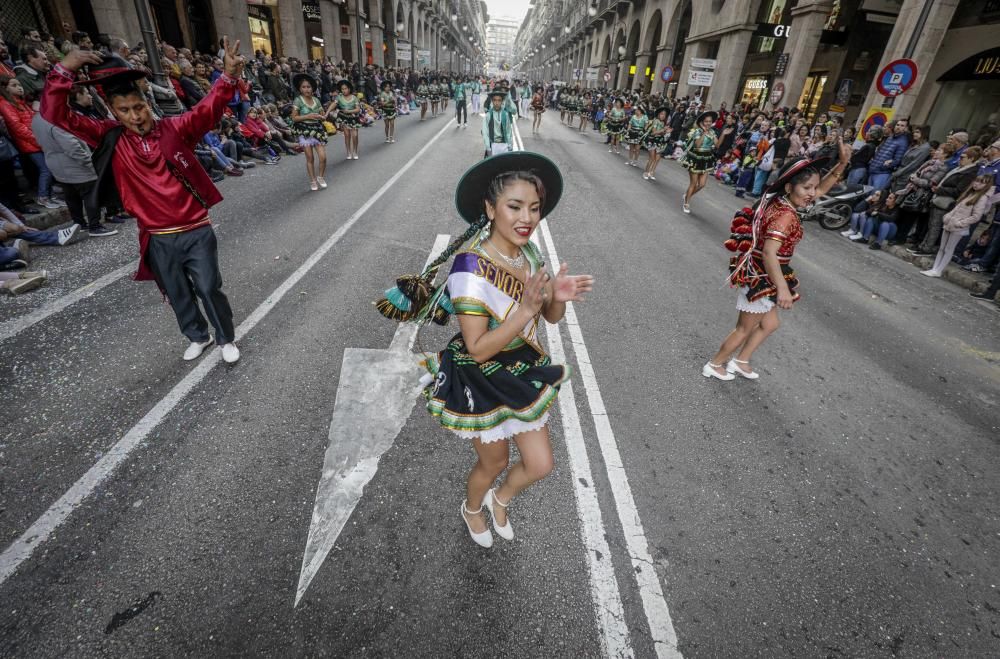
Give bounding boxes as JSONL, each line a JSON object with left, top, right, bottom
{"left": 374, "top": 152, "right": 593, "bottom": 548}
{"left": 416, "top": 77, "right": 430, "bottom": 121}
{"left": 643, "top": 106, "right": 670, "bottom": 181}
{"left": 704, "top": 143, "right": 850, "bottom": 381}
{"left": 681, "top": 110, "right": 719, "bottom": 213}
{"left": 290, "top": 73, "right": 329, "bottom": 191}
{"left": 378, "top": 80, "right": 397, "bottom": 143}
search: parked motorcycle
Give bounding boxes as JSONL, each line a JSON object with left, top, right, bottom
{"left": 801, "top": 183, "right": 874, "bottom": 230}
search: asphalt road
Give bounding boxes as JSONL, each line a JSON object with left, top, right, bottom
{"left": 1, "top": 106, "right": 998, "bottom": 658}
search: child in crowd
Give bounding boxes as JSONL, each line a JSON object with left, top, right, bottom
{"left": 714, "top": 149, "right": 740, "bottom": 185}
{"left": 852, "top": 191, "right": 900, "bottom": 250}
{"left": 843, "top": 190, "right": 882, "bottom": 240}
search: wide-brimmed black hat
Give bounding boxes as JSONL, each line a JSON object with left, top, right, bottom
{"left": 653, "top": 106, "right": 670, "bottom": 118}
{"left": 695, "top": 110, "right": 718, "bottom": 126}
{"left": 487, "top": 89, "right": 508, "bottom": 100}
{"left": 336, "top": 78, "right": 354, "bottom": 93}
{"left": 84, "top": 54, "right": 147, "bottom": 87}
{"left": 292, "top": 73, "right": 318, "bottom": 92}
{"left": 766, "top": 155, "right": 833, "bottom": 194}
{"left": 381, "top": 79, "right": 393, "bottom": 90}
{"left": 455, "top": 151, "right": 563, "bottom": 225}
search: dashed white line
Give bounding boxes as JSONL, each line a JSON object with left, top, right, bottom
{"left": 0, "top": 119, "right": 458, "bottom": 587}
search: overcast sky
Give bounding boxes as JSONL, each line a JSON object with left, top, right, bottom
{"left": 486, "top": 0, "right": 531, "bottom": 21}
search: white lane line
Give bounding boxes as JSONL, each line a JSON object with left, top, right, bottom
{"left": 512, "top": 119, "right": 681, "bottom": 657}
{"left": 0, "top": 118, "right": 458, "bottom": 587}
{"left": 517, "top": 128, "right": 630, "bottom": 656}
{"left": 0, "top": 260, "right": 137, "bottom": 342}
{"left": 539, "top": 288, "right": 632, "bottom": 657}
{"left": 538, "top": 220, "right": 681, "bottom": 659}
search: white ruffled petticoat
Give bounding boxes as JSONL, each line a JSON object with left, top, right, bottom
{"left": 736, "top": 286, "right": 775, "bottom": 314}
{"left": 449, "top": 412, "right": 551, "bottom": 443}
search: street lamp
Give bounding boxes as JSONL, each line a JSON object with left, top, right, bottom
{"left": 618, "top": 45, "right": 626, "bottom": 56}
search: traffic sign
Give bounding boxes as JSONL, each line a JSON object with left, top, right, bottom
{"left": 660, "top": 66, "right": 674, "bottom": 83}
{"left": 876, "top": 58, "right": 918, "bottom": 97}
{"left": 603, "top": 71, "right": 612, "bottom": 82}
{"left": 860, "top": 105, "right": 894, "bottom": 140}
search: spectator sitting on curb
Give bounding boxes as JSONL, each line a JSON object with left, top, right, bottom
{"left": 963, "top": 141, "right": 1000, "bottom": 274}
{"left": 851, "top": 191, "right": 900, "bottom": 250}
{"left": 1, "top": 200, "right": 84, "bottom": 251}
{"left": 890, "top": 124, "right": 932, "bottom": 192}
{"left": 893, "top": 142, "right": 954, "bottom": 246}
{"left": 908, "top": 146, "right": 982, "bottom": 253}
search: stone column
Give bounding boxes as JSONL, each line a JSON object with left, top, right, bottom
{"left": 772, "top": 0, "right": 833, "bottom": 112}
{"left": 89, "top": 0, "right": 142, "bottom": 45}
{"left": 369, "top": 23, "right": 385, "bottom": 66}
{"left": 856, "top": 0, "right": 960, "bottom": 125}
{"left": 707, "top": 30, "right": 753, "bottom": 109}
{"left": 346, "top": 5, "right": 362, "bottom": 64}
{"left": 277, "top": 0, "right": 308, "bottom": 59}
{"left": 632, "top": 51, "right": 652, "bottom": 91}
{"left": 615, "top": 54, "right": 630, "bottom": 89}
{"left": 320, "top": 0, "right": 341, "bottom": 61}
{"left": 649, "top": 45, "right": 673, "bottom": 94}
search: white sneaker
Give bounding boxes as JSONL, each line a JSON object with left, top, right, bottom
{"left": 840, "top": 229, "right": 854, "bottom": 237}
{"left": 920, "top": 270, "right": 941, "bottom": 278}
{"left": 317, "top": 177, "right": 327, "bottom": 189}
{"left": 220, "top": 343, "right": 241, "bottom": 363}
{"left": 36, "top": 197, "right": 61, "bottom": 210}
{"left": 57, "top": 224, "right": 83, "bottom": 245}
{"left": 848, "top": 232, "right": 862, "bottom": 240}
{"left": 183, "top": 337, "right": 214, "bottom": 361}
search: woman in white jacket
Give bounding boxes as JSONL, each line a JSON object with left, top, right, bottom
{"left": 922, "top": 173, "right": 994, "bottom": 277}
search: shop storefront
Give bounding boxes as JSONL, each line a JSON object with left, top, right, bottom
{"left": 926, "top": 47, "right": 1000, "bottom": 142}
{"left": 248, "top": 3, "right": 277, "bottom": 56}
{"left": 302, "top": 0, "right": 325, "bottom": 60}
{"left": 797, "top": 73, "right": 828, "bottom": 123}
{"left": 739, "top": 75, "right": 771, "bottom": 109}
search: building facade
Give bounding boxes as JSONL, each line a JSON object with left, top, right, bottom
{"left": 2, "top": 0, "right": 489, "bottom": 72}
{"left": 513, "top": 0, "right": 999, "bottom": 143}
{"left": 485, "top": 15, "right": 519, "bottom": 74}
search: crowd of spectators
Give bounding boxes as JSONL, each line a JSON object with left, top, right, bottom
{"left": 0, "top": 25, "right": 467, "bottom": 293}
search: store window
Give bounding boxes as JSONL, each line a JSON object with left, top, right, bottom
{"left": 739, "top": 76, "right": 770, "bottom": 109}
{"left": 752, "top": 0, "right": 789, "bottom": 54}
{"left": 248, "top": 4, "right": 276, "bottom": 56}
{"left": 927, "top": 47, "right": 1000, "bottom": 142}
{"left": 797, "top": 74, "right": 828, "bottom": 122}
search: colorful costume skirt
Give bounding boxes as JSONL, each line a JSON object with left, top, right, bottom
{"left": 417, "top": 95, "right": 428, "bottom": 104}
{"left": 292, "top": 120, "right": 328, "bottom": 145}
{"left": 338, "top": 113, "right": 362, "bottom": 130}
{"left": 531, "top": 102, "right": 545, "bottom": 114}
{"left": 729, "top": 254, "right": 800, "bottom": 308}
{"left": 381, "top": 107, "right": 398, "bottom": 120}
{"left": 644, "top": 134, "right": 667, "bottom": 153}
{"left": 422, "top": 334, "right": 569, "bottom": 443}
{"left": 602, "top": 120, "right": 625, "bottom": 136}
{"left": 682, "top": 147, "right": 717, "bottom": 174}
{"left": 624, "top": 126, "right": 646, "bottom": 145}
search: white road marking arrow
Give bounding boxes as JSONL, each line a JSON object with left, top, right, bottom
{"left": 295, "top": 234, "right": 450, "bottom": 606}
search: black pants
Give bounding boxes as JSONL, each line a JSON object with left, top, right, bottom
{"left": 61, "top": 179, "right": 102, "bottom": 229}
{"left": 147, "top": 225, "right": 235, "bottom": 344}
{"left": 455, "top": 100, "right": 467, "bottom": 125}
{"left": 0, "top": 158, "right": 22, "bottom": 209}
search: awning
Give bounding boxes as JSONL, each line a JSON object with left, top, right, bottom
{"left": 937, "top": 47, "right": 1000, "bottom": 82}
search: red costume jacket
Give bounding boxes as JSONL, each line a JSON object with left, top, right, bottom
{"left": 40, "top": 64, "right": 237, "bottom": 281}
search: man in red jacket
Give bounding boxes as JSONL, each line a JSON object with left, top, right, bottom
{"left": 41, "top": 39, "right": 245, "bottom": 363}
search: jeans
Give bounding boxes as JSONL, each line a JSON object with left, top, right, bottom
{"left": 970, "top": 223, "right": 1000, "bottom": 269}
{"left": 62, "top": 179, "right": 102, "bottom": 229}
{"left": 751, "top": 167, "right": 770, "bottom": 196}
{"left": 0, "top": 245, "right": 20, "bottom": 267}
{"left": 735, "top": 167, "right": 755, "bottom": 193}
{"left": 867, "top": 171, "right": 891, "bottom": 191}
{"left": 221, "top": 140, "right": 242, "bottom": 162}
{"left": 26, "top": 152, "right": 53, "bottom": 199}
{"left": 209, "top": 146, "right": 236, "bottom": 169}
{"left": 146, "top": 225, "right": 235, "bottom": 344}
{"left": 0, "top": 158, "right": 21, "bottom": 209}
{"left": 850, "top": 212, "right": 868, "bottom": 234}
{"left": 863, "top": 218, "right": 897, "bottom": 244}
{"left": 17, "top": 228, "right": 61, "bottom": 245}
{"left": 230, "top": 100, "right": 250, "bottom": 122}
{"left": 846, "top": 166, "right": 867, "bottom": 186}
{"left": 455, "top": 99, "right": 467, "bottom": 125}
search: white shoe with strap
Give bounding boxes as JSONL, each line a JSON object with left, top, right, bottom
{"left": 461, "top": 501, "right": 493, "bottom": 548}
{"left": 726, "top": 358, "right": 760, "bottom": 380}
{"left": 702, "top": 362, "right": 735, "bottom": 381}
{"left": 482, "top": 488, "right": 513, "bottom": 540}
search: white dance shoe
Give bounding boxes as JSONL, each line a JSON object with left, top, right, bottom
{"left": 482, "top": 488, "right": 514, "bottom": 540}
{"left": 461, "top": 501, "right": 493, "bottom": 548}
{"left": 726, "top": 358, "right": 760, "bottom": 380}
{"left": 702, "top": 362, "right": 735, "bottom": 381}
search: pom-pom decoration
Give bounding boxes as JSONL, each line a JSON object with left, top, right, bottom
{"left": 724, "top": 238, "right": 739, "bottom": 252}
{"left": 374, "top": 273, "right": 435, "bottom": 322}
{"left": 737, "top": 240, "right": 752, "bottom": 253}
